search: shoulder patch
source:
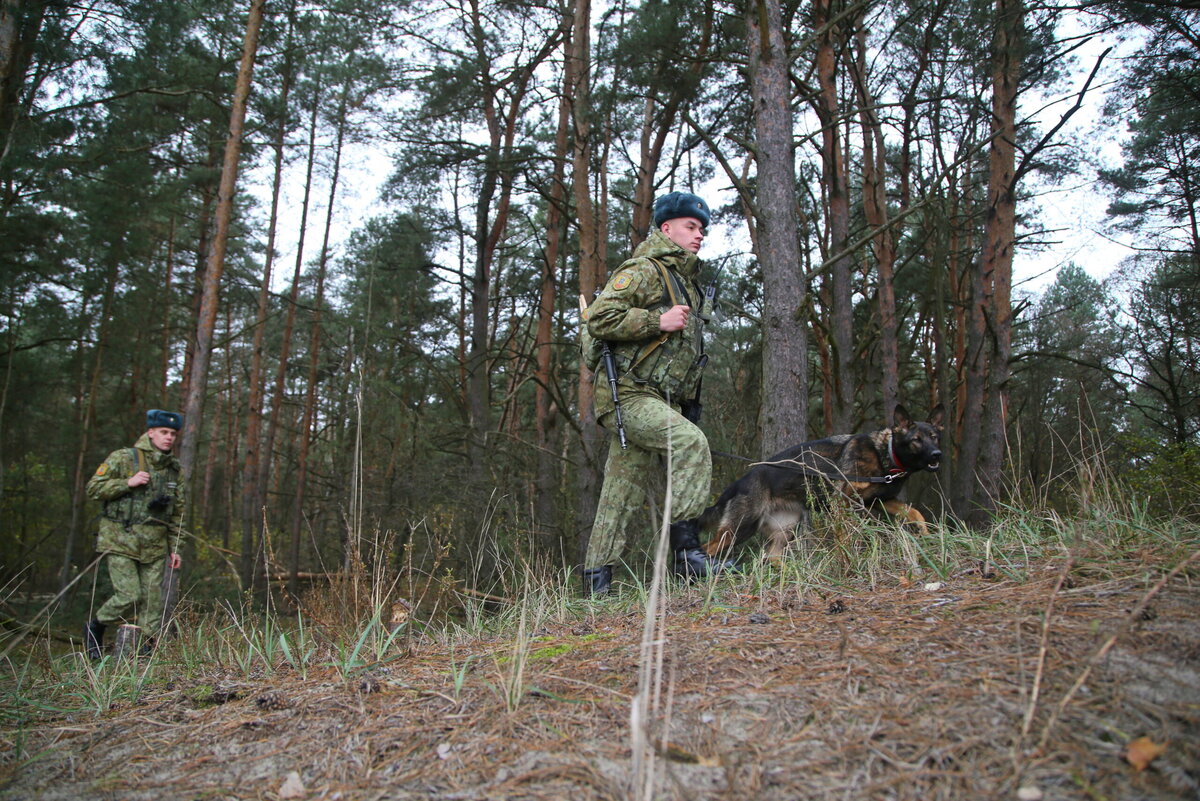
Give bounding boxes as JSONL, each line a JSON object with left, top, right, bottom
{"left": 611, "top": 273, "right": 633, "bottom": 291}
{"left": 95, "top": 463, "right": 109, "bottom": 476}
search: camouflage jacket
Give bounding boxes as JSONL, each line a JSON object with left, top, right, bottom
{"left": 587, "top": 229, "right": 710, "bottom": 416}
{"left": 86, "top": 432, "right": 185, "bottom": 561}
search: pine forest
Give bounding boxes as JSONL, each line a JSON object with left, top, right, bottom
{"left": 3, "top": 1, "right": 1200, "bottom": 799}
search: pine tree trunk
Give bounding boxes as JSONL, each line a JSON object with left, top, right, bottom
{"left": 201, "top": 382, "right": 220, "bottom": 539}
{"left": 179, "top": 182, "right": 213, "bottom": 408}
{"left": 223, "top": 323, "right": 238, "bottom": 552}
{"left": 259, "top": 73, "right": 323, "bottom": 584}
{"left": 855, "top": 29, "right": 899, "bottom": 419}
{"left": 0, "top": 0, "right": 49, "bottom": 166}
{"left": 177, "top": 0, "right": 265, "bottom": 476}
{"left": 533, "top": 59, "right": 570, "bottom": 547}
{"left": 241, "top": 2, "right": 294, "bottom": 591}
{"left": 0, "top": 299, "right": 15, "bottom": 505}
{"left": 465, "top": 4, "right": 502, "bottom": 463}
{"left": 748, "top": 0, "right": 808, "bottom": 454}
{"left": 59, "top": 252, "right": 120, "bottom": 591}
{"left": 956, "top": 233, "right": 989, "bottom": 522}
{"left": 975, "top": 0, "right": 1022, "bottom": 524}
{"left": 569, "top": 0, "right": 603, "bottom": 563}
{"left": 814, "top": 0, "right": 853, "bottom": 432}
{"left": 289, "top": 80, "right": 348, "bottom": 597}
{"left": 160, "top": 214, "right": 176, "bottom": 402}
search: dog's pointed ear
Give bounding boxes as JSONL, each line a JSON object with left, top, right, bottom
{"left": 892, "top": 404, "right": 912, "bottom": 430}
{"left": 929, "top": 403, "right": 946, "bottom": 430}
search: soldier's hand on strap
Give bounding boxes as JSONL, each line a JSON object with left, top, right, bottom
{"left": 127, "top": 471, "right": 151, "bottom": 488}
{"left": 659, "top": 304, "right": 691, "bottom": 332}
{"left": 169, "top": 553, "right": 182, "bottom": 569}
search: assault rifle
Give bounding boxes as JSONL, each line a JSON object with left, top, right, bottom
{"left": 579, "top": 294, "right": 628, "bottom": 449}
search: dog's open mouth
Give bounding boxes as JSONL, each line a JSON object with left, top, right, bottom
{"left": 926, "top": 460, "right": 941, "bottom": 471}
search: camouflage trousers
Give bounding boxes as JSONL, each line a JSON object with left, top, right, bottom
{"left": 585, "top": 390, "right": 712, "bottom": 568}
{"left": 96, "top": 553, "right": 166, "bottom": 634}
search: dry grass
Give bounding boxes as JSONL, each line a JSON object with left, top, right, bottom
{"left": 1, "top": 533, "right": 1197, "bottom": 800}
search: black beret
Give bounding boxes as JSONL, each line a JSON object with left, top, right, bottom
{"left": 653, "top": 191, "right": 710, "bottom": 228}
{"left": 147, "top": 409, "right": 183, "bottom": 430}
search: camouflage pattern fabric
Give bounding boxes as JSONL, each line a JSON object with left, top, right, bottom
{"left": 588, "top": 228, "right": 710, "bottom": 417}
{"left": 86, "top": 432, "right": 184, "bottom": 634}
{"left": 585, "top": 228, "right": 714, "bottom": 569}
{"left": 584, "top": 384, "right": 713, "bottom": 569}
{"left": 95, "top": 553, "right": 166, "bottom": 631}
{"left": 86, "top": 432, "right": 185, "bottom": 562}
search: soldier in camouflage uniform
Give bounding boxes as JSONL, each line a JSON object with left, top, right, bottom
{"left": 582, "top": 191, "right": 727, "bottom": 595}
{"left": 83, "top": 409, "right": 186, "bottom": 658}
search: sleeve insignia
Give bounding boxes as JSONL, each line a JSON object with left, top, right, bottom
{"left": 611, "top": 273, "right": 633, "bottom": 291}
{"left": 96, "top": 464, "right": 109, "bottom": 476}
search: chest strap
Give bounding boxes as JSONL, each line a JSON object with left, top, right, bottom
{"left": 628, "top": 258, "right": 688, "bottom": 373}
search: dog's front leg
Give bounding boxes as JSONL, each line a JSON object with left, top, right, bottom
{"left": 881, "top": 499, "right": 929, "bottom": 536}
{"left": 764, "top": 524, "right": 790, "bottom": 561}
{"left": 763, "top": 512, "right": 803, "bottom": 561}
{"left": 703, "top": 528, "right": 737, "bottom": 558}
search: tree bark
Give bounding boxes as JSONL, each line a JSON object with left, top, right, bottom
{"left": 177, "top": 0, "right": 265, "bottom": 476}
{"left": 813, "top": 0, "right": 853, "bottom": 432}
{"left": 289, "top": 79, "right": 348, "bottom": 597}
{"left": 974, "top": 0, "right": 1022, "bottom": 524}
{"left": 566, "top": 0, "right": 603, "bottom": 562}
{"left": 160, "top": 214, "right": 176, "bottom": 402}
{"left": 533, "top": 49, "right": 571, "bottom": 548}
{"left": 241, "top": 1, "right": 294, "bottom": 591}
{"left": 59, "top": 252, "right": 120, "bottom": 591}
{"left": 0, "top": 0, "right": 48, "bottom": 168}
{"left": 854, "top": 28, "right": 899, "bottom": 419}
{"left": 0, "top": 294, "right": 14, "bottom": 504}
{"left": 259, "top": 71, "right": 323, "bottom": 568}
{"left": 748, "top": 0, "right": 808, "bottom": 454}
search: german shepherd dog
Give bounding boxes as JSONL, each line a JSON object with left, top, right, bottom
{"left": 698, "top": 404, "right": 945, "bottom": 560}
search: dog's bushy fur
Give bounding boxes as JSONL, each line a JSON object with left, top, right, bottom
{"left": 699, "top": 404, "right": 945, "bottom": 559}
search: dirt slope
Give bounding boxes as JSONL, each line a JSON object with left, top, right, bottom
{"left": 2, "top": 557, "right": 1197, "bottom": 800}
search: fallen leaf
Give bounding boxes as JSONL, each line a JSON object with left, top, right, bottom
{"left": 923, "top": 581, "right": 944, "bottom": 592}
{"left": 1125, "top": 736, "right": 1166, "bottom": 771}
{"left": 279, "top": 771, "right": 306, "bottom": 799}
{"left": 1016, "top": 787, "right": 1042, "bottom": 801}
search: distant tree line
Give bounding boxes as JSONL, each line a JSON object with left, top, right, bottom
{"left": 1, "top": 0, "right": 1196, "bottom": 598}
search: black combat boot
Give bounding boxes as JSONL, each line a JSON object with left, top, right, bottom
{"left": 83, "top": 619, "right": 106, "bottom": 660}
{"left": 669, "top": 519, "right": 729, "bottom": 579}
{"left": 582, "top": 565, "right": 613, "bottom": 597}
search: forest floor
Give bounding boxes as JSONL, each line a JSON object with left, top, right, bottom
{"left": 1, "top": 550, "right": 1198, "bottom": 801}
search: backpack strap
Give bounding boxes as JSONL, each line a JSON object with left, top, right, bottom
{"left": 115, "top": 448, "right": 144, "bottom": 528}
{"left": 629, "top": 258, "right": 690, "bottom": 373}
